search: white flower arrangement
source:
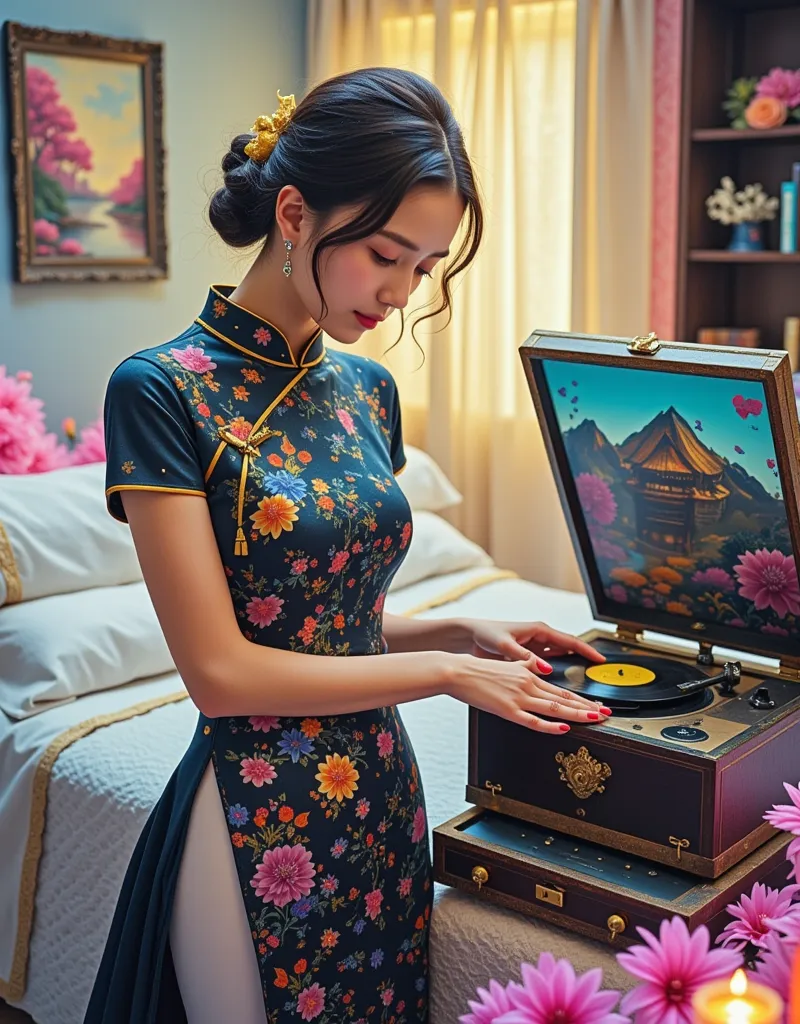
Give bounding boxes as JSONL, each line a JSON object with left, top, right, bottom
{"left": 705, "top": 176, "right": 779, "bottom": 225}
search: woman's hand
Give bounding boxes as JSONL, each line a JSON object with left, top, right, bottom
{"left": 443, "top": 618, "right": 611, "bottom": 734}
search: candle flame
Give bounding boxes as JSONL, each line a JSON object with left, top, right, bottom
{"left": 730, "top": 969, "right": 748, "bottom": 997}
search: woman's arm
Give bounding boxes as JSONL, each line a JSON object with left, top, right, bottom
{"left": 121, "top": 490, "right": 607, "bottom": 734}
{"left": 381, "top": 611, "right": 473, "bottom": 655}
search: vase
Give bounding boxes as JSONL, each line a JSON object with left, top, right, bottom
{"left": 728, "top": 220, "right": 765, "bottom": 251}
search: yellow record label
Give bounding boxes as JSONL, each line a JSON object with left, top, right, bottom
{"left": 584, "top": 662, "right": 656, "bottom": 686}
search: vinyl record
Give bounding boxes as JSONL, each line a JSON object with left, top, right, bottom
{"left": 547, "top": 640, "right": 709, "bottom": 709}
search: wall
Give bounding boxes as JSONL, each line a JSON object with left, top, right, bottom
{"left": 0, "top": 0, "right": 307, "bottom": 431}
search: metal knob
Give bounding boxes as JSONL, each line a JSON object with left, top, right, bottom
{"left": 749, "top": 686, "right": 775, "bottom": 709}
{"left": 607, "top": 914, "right": 627, "bottom": 941}
{"left": 472, "top": 866, "right": 489, "bottom": 890}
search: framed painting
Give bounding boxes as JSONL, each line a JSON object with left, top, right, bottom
{"left": 4, "top": 22, "right": 167, "bottom": 283}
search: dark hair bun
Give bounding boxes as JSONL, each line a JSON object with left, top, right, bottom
{"left": 208, "top": 133, "right": 271, "bottom": 248}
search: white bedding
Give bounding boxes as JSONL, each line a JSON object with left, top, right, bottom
{"left": 3, "top": 567, "right": 634, "bottom": 1024}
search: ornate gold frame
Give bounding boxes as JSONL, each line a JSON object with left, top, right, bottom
{"left": 4, "top": 21, "right": 167, "bottom": 283}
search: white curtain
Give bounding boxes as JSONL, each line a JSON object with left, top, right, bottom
{"left": 307, "top": 0, "right": 652, "bottom": 593}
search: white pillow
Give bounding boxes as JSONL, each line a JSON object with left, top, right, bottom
{"left": 398, "top": 445, "right": 462, "bottom": 512}
{"left": 0, "top": 581, "right": 173, "bottom": 720}
{"left": 389, "top": 510, "right": 493, "bottom": 591}
{"left": 0, "top": 462, "right": 141, "bottom": 607}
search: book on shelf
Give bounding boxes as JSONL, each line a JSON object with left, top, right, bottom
{"left": 780, "top": 181, "right": 798, "bottom": 254}
{"left": 696, "top": 327, "right": 760, "bottom": 347}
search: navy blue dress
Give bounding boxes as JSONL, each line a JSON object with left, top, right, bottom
{"left": 84, "top": 286, "right": 431, "bottom": 1023}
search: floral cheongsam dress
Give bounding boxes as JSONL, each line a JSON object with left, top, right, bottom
{"left": 83, "top": 286, "right": 431, "bottom": 1024}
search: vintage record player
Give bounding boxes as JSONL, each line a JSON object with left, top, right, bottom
{"left": 433, "top": 330, "right": 800, "bottom": 942}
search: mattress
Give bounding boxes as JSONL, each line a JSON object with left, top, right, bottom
{"left": 7, "top": 568, "right": 635, "bottom": 1023}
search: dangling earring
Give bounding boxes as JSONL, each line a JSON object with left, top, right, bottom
{"left": 283, "top": 239, "right": 293, "bottom": 278}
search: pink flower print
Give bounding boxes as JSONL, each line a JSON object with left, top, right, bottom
{"left": 170, "top": 345, "right": 218, "bottom": 374}
{"left": 355, "top": 798, "right": 370, "bottom": 819}
{"left": 197, "top": 402, "right": 211, "bottom": 419}
{"left": 734, "top": 548, "right": 800, "bottom": 618}
{"left": 496, "top": 952, "right": 627, "bottom": 1024}
{"left": 246, "top": 594, "right": 284, "bottom": 627}
{"left": 240, "top": 756, "right": 277, "bottom": 787}
{"left": 398, "top": 877, "right": 413, "bottom": 898}
{"left": 365, "top": 888, "right": 383, "bottom": 920}
{"left": 249, "top": 715, "right": 281, "bottom": 732}
{"left": 335, "top": 408, "right": 356, "bottom": 435}
{"left": 291, "top": 558, "right": 308, "bottom": 575}
{"left": 718, "top": 881, "right": 800, "bottom": 952}
{"left": 617, "top": 916, "right": 741, "bottom": 1024}
{"left": 377, "top": 730, "right": 394, "bottom": 758}
{"left": 329, "top": 550, "right": 350, "bottom": 574}
{"left": 762, "top": 623, "right": 789, "bottom": 636}
{"left": 381, "top": 989, "right": 394, "bottom": 1007}
{"left": 253, "top": 326, "right": 271, "bottom": 346}
{"left": 756, "top": 67, "right": 800, "bottom": 108}
{"left": 576, "top": 473, "right": 617, "bottom": 526}
{"left": 297, "top": 983, "right": 326, "bottom": 1021}
{"left": 411, "top": 806, "right": 426, "bottom": 843}
{"left": 250, "top": 843, "right": 316, "bottom": 907}
{"left": 459, "top": 978, "right": 520, "bottom": 1024}
{"left": 691, "top": 567, "right": 735, "bottom": 592}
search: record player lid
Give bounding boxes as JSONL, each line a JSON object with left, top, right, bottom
{"left": 519, "top": 332, "right": 800, "bottom": 666}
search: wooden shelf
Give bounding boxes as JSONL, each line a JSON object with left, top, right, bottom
{"left": 689, "top": 249, "right": 800, "bottom": 263}
{"left": 692, "top": 125, "right": 800, "bottom": 142}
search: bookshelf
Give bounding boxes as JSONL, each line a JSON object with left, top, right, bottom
{"left": 675, "top": 0, "right": 800, "bottom": 349}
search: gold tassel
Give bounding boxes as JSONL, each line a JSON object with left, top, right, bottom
{"left": 234, "top": 527, "right": 248, "bottom": 557}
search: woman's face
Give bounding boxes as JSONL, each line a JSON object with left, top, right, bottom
{"left": 293, "top": 185, "right": 466, "bottom": 343}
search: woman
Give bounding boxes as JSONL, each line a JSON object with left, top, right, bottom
{"left": 84, "top": 67, "right": 609, "bottom": 1024}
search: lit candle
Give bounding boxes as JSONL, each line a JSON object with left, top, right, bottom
{"left": 692, "top": 968, "right": 784, "bottom": 1024}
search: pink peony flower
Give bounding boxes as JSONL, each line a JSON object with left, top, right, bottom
{"left": 33, "top": 218, "right": 59, "bottom": 243}
{"left": 335, "top": 408, "right": 356, "bottom": 435}
{"left": 752, "top": 915, "right": 800, "bottom": 1007}
{"left": 246, "top": 595, "right": 284, "bottom": 627}
{"left": 691, "top": 567, "right": 735, "bottom": 592}
{"left": 0, "top": 366, "right": 45, "bottom": 422}
{"left": 365, "top": 887, "right": 383, "bottom": 920}
{"left": 70, "top": 415, "right": 106, "bottom": 465}
{"left": 0, "top": 408, "right": 40, "bottom": 473}
{"left": 26, "top": 431, "right": 71, "bottom": 473}
{"left": 617, "top": 916, "right": 741, "bottom": 1024}
{"left": 460, "top": 979, "right": 521, "bottom": 1024}
{"left": 169, "top": 345, "right": 217, "bottom": 374}
{"left": 764, "top": 780, "right": 800, "bottom": 836}
{"left": 297, "top": 983, "right": 326, "bottom": 1021}
{"left": 250, "top": 843, "right": 316, "bottom": 907}
{"left": 495, "top": 953, "right": 628, "bottom": 1024}
{"left": 58, "top": 238, "right": 84, "bottom": 255}
{"left": 734, "top": 549, "right": 800, "bottom": 618}
{"left": 411, "top": 805, "right": 426, "bottom": 843}
{"left": 576, "top": 473, "right": 617, "bottom": 526}
{"left": 239, "top": 756, "right": 277, "bottom": 787}
{"left": 377, "top": 730, "right": 394, "bottom": 758}
{"left": 718, "top": 881, "right": 800, "bottom": 952}
{"left": 248, "top": 715, "right": 281, "bottom": 732}
{"left": 756, "top": 67, "right": 800, "bottom": 108}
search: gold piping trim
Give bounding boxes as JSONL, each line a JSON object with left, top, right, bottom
{"left": 393, "top": 460, "right": 408, "bottom": 477}
{"left": 196, "top": 316, "right": 326, "bottom": 370}
{"left": 105, "top": 485, "right": 208, "bottom": 523}
{"left": 208, "top": 286, "right": 324, "bottom": 367}
{"left": 399, "top": 569, "right": 519, "bottom": 618}
{"left": 0, "top": 689, "right": 190, "bottom": 1002}
{"left": 204, "top": 441, "right": 226, "bottom": 484}
{"left": 0, "top": 519, "right": 23, "bottom": 605}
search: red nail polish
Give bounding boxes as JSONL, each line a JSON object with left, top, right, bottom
{"left": 539, "top": 662, "right": 553, "bottom": 674}
{"left": 559, "top": 724, "right": 570, "bottom": 732}
{"left": 600, "top": 707, "right": 612, "bottom": 715}
{"left": 587, "top": 712, "right": 600, "bottom": 720}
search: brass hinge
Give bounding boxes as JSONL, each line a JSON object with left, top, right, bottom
{"left": 613, "top": 626, "right": 641, "bottom": 645}
{"left": 780, "top": 662, "right": 800, "bottom": 683}
{"left": 627, "top": 332, "right": 660, "bottom": 355}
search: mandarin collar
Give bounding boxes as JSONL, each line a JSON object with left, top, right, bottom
{"left": 195, "top": 285, "right": 325, "bottom": 369}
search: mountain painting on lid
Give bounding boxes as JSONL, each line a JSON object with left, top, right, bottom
{"left": 540, "top": 359, "right": 800, "bottom": 650}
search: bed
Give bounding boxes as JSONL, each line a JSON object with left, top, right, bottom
{"left": 0, "top": 453, "right": 638, "bottom": 1024}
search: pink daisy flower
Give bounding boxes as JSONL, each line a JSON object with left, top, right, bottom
{"left": 764, "top": 780, "right": 800, "bottom": 835}
{"left": 495, "top": 953, "right": 627, "bottom": 1024}
{"left": 169, "top": 344, "right": 217, "bottom": 374}
{"left": 788, "top": 835, "right": 800, "bottom": 882}
{"left": 756, "top": 67, "right": 800, "bottom": 108}
{"left": 248, "top": 715, "right": 281, "bottom": 732}
{"left": 752, "top": 915, "right": 800, "bottom": 1006}
{"left": 246, "top": 595, "right": 284, "bottom": 627}
{"left": 576, "top": 473, "right": 617, "bottom": 526}
{"left": 733, "top": 549, "right": 800, "bottom": 619}
{"left": 411, "top": 805, "right": 426, "bottom": 843}
{"left": 250, "top": 843, "right": 315, "bottom": 906}
{"left": 239, "top": 756, "right": 277, "bottom": 787}
{"left": 617, "top": 916, "right": 741, "bottom": 1024}
{"left": 296, "top": 983, "right": 326, "bottom": 1021}
{"left": 459, "top": 979, "right": 521, "bottom": 1024}
{"left": 718, "top": 881, "right": 800, "bottom": 951}
{"left": 335, "top": 408, "right": 356, "bottom": 435}
{"left": 377, "top": 730, "right": 394, "bottom": 758}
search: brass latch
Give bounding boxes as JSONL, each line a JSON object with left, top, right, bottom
{"left": 669, "top": 836, "right": 690, "bottom": 862}
{"left": 535, "top": 884, "right": 564, "bottom": 908}
{"left": 485, "top": 780, "right": 503, "bottom": 797}
{"left": 607, "top": 914, "right": 627, "bottom": 941}
{"left": 627, "top": 332, "right": 660, "bottom": 355}
{"left": 472, "top": 866, "right": 489, "bottom": 890}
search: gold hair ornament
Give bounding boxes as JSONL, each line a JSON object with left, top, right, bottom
{"left": 244, "top": 91, "right": 296, "bottom": 163}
